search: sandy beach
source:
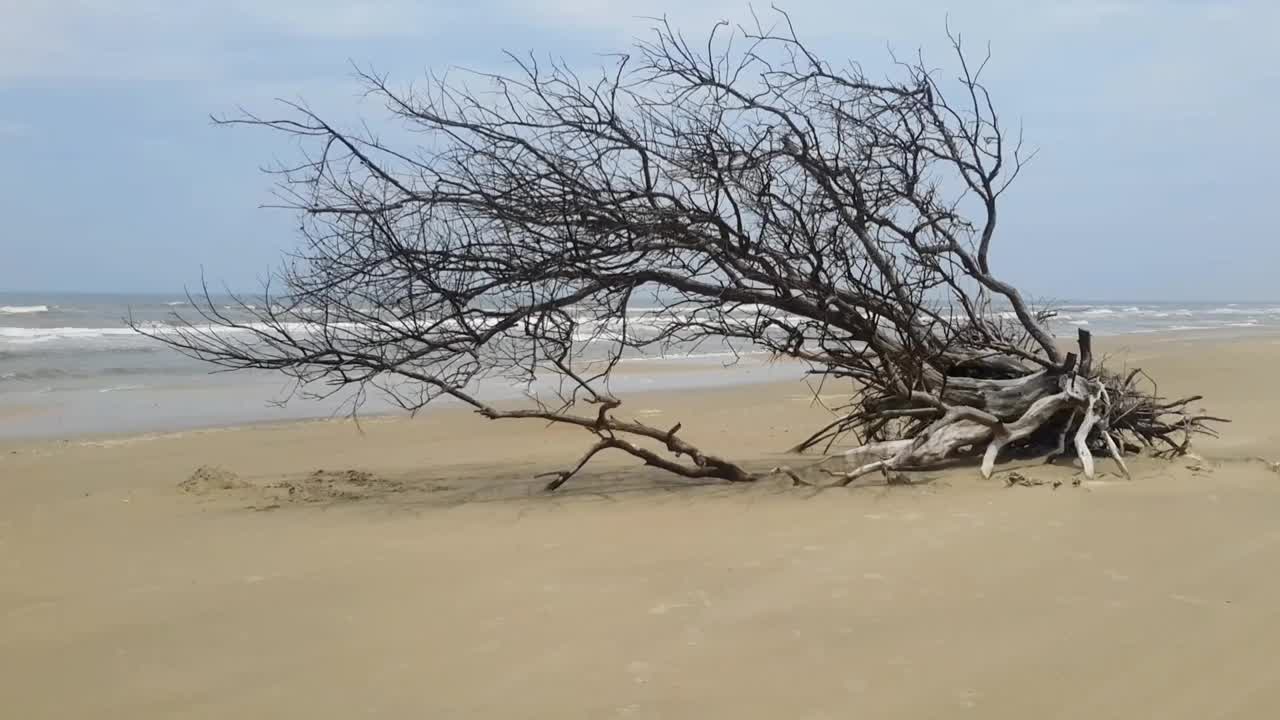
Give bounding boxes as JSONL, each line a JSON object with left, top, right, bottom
{"left": 4, "top": 332, "right": 1280, "bottom": 718}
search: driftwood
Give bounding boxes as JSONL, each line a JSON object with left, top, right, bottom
{"left": 818, "top": 328, "right": 1217, "bottom": 486}
{"left": 829, "top": 334, "right": 1098, "bottom": 484}
{"left": 132, "top": 11, "right": 1222, "bottom": 490}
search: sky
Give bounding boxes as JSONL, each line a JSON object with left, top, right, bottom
{"left": 1, "top": 0, "right": 1276, "bottom": 301}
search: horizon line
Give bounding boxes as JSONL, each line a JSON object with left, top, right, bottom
{"left": 3, "top": 289, "right": 1280, "bottom": 306}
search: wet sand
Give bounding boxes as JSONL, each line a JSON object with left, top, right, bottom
{"left": 3, "top": 334, "right": 1280, "bottom": 718}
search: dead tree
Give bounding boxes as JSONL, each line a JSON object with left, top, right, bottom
{"left": 134, "top": 11, "right": 1221, "bottom": 489}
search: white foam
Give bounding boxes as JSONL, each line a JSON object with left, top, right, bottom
{"left": 1206, "top": 306, "right": 1280, "bottom": 315}
{"left": 97, "top": 384, "right": 146, "bottom": 393}
{"left": 618, "top": 350, "right": 770, "bottom": 363}
{"left": 0, "top": 326, "right": 143, "bottom": 345}
{"left": 0, "top": 305, "right": 48, "bottom": 314}
{"left": 0, "top": 320, "right": 373, "bottom": 347}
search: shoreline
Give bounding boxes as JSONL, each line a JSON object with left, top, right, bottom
{"left": 0, "top": 352, "right": 802, "bottom": 442}
{"left": 5, "top": 331, "right": 1278, "bottom": 479}
{"left": 5, "top": 327, "right": 1278, "bottom": 446}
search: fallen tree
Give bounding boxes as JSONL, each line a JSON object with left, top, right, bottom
{"left": 135, "top": 11, "right": 1222, "bottom": 489}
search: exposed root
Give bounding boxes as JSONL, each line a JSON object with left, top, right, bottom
{"left": 1045, "top": 409, "right": 1078, "bottom": 465}
{"left": 1096, "top": 385, "right": 1131, "bottom": 479}
{"left": 1101, "top": 431, "right": 1131, "bottom": 480}
{"left": 816, "top": 331, "right": 1220, "bottom": 486}
{"left": 1074, "top": 384, "right": 1100, "bottom": 480}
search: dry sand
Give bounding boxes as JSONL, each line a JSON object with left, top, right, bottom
{"left": 3, "top": 334, "right": 1280, "bottom": 718}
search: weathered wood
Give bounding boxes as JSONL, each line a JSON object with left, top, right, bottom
{"left": 826, "top": 326, "right": 1220, "bottom": 485}
{"left": 1074, "top": 389, "right": 1100, "bottom": 479}
{"left": 938, "top": 371, "right": 1062, "bottom": 420}
{"left": 1077, "top": 328, "right": 1093, "bottom": 376}
{"left": 1101, "top": 431, "right": 1131, "bottom": 479}
{"left": 835, "top": 375, "right": 1094, "bottom": 485}
{"left": 980, "top": 390, "right": 1080, "bottom": 478}
{"left": 1045, "top": 409, "right": 1079, "bottom": 464}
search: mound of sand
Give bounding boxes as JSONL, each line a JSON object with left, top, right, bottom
{"left": 266, "top": 469, "right": 407, "bottom": 504}
{"left": 178, "top": 465, "right": 250, "bottom": 495}
{"left": 178, "top": 465, "right": 416, "bottom": 506}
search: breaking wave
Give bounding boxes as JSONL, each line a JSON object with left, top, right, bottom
{"left": 0, "top": 305, "right": 49, "bottom": 315}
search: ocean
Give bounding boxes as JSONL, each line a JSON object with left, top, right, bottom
{"left": 3, "top": 292, "right": 1278, "bottom": 440}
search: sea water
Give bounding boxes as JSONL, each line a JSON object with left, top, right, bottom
{"left": 3, "top": 292, "right": 1277, "bottom": 439}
